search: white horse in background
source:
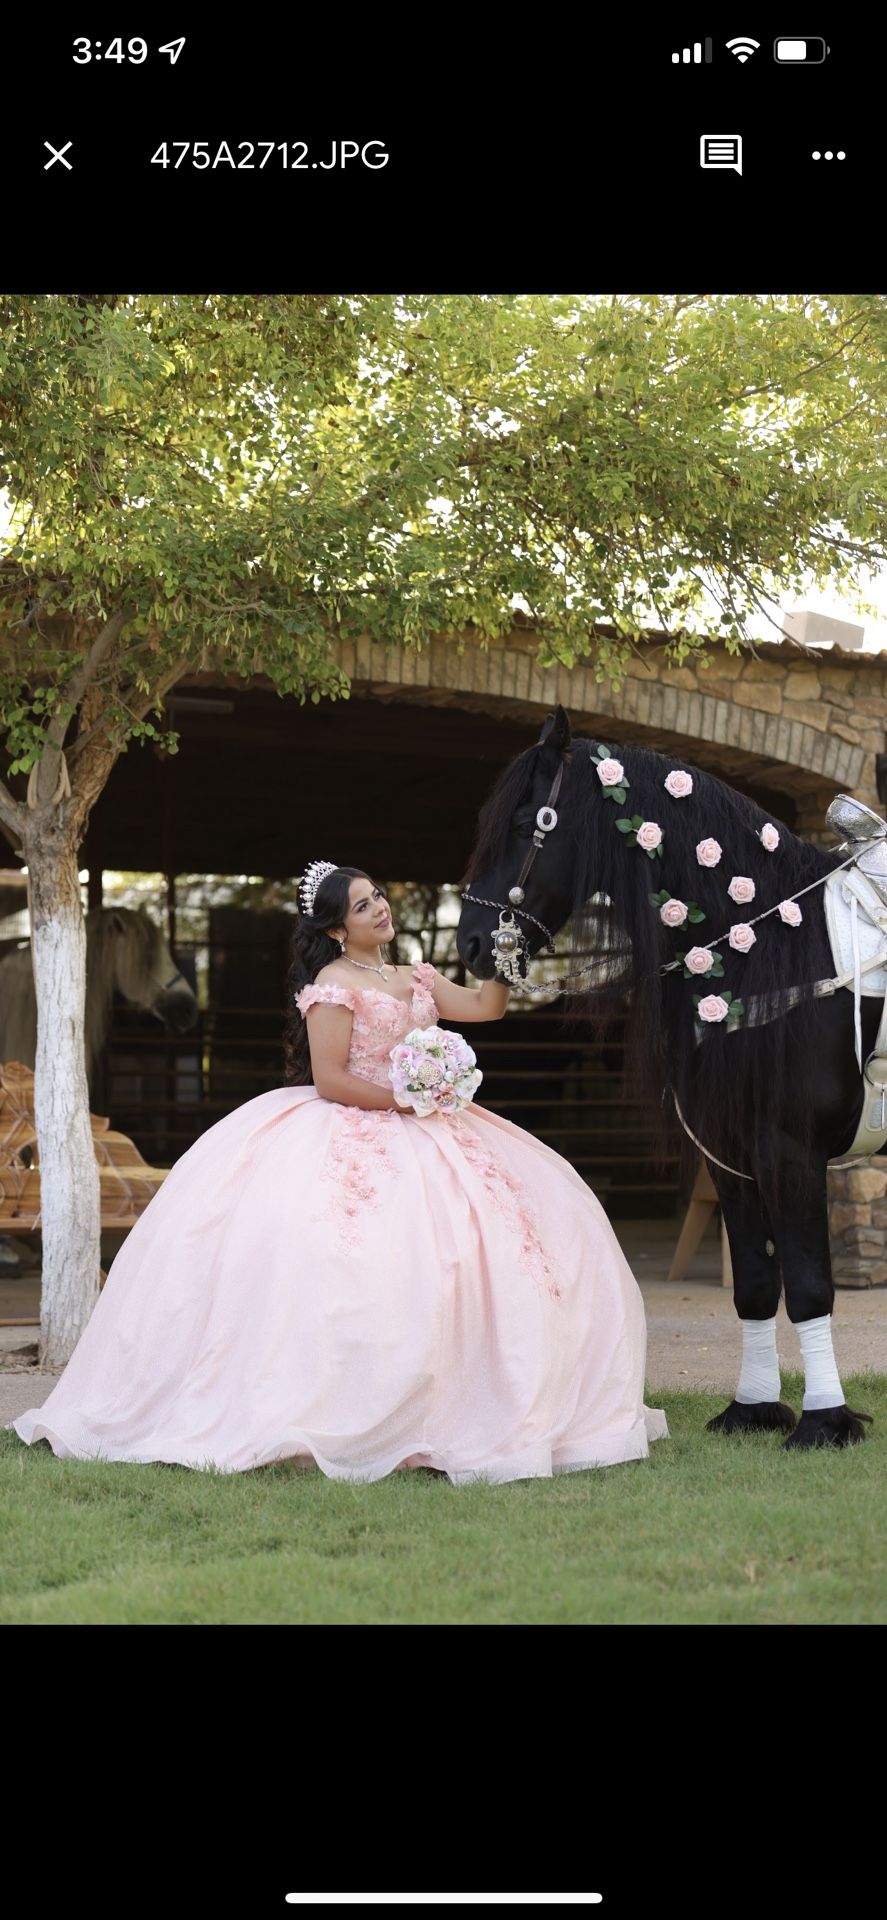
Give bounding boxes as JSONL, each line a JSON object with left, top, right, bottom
{"left": 0, "top": 904, "right": 199, "bottom": 1082}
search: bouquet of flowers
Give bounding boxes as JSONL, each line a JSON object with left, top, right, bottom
{"left": 389, "top": 1026, "right": 483, "bottom": 1117}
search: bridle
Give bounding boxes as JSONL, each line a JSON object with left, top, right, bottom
{"left": 461, "top": 758, "right": 571, "bottom": 996}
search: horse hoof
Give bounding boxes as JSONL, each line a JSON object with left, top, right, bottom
{"left": 706, "top": 1399, "right": 798, "bottom": 1435}
{"left": 782, "top": 1405, "right": 873, "bottom": 1450}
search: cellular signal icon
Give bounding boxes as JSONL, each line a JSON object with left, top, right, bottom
{"left": 726, "top": 37, "right": 760, "bottom": 62}
{"left": 672, "top": 40, "right": 713, "bottom": 63}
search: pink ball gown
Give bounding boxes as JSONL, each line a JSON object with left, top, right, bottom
{"left": 12, "top": 964, "right": 667, "bottom": 1483}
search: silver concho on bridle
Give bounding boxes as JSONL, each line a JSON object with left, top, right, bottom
{"left": 462, "top": 763, "right": 567, "bottom": 995}
{"left": 490, "top": 807, "right": 559, "bottom": 979}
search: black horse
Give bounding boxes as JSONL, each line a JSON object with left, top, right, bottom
{"left": 457, "top": 706, "right": 876, "bottom": 1448}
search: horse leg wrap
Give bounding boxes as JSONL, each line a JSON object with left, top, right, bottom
{"left": 798, "top": 1313, "right": 845, "bottom": 1410}
{"left": 735, "top": 1315, "right": 781, "bottom": 1404}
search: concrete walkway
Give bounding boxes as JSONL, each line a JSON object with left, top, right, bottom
{"left": 3, "top": 1219, "right": 887, "bottom": 1426}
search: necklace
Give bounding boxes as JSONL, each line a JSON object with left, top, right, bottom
{"left": 344, "top": 956, "right": 394, "bottom": 979}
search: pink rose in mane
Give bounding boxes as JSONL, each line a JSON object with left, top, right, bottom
{"left": 760, "top": 824, "right": 780, "bottom": 852}
{"left": 778, "top": 900, "right": 803, "bottom": 926}
{"left": 664, "top": 770, "right": 694, "bottom": 799}
{"left": 636, "top": 821, "right": 663, "bottom": 851}
{"left": 685, "top": 946, "right": 715, "bottom": 974}
{"left": 729, "top": 923, "right": 756, "bottom": 953}
{"left": 728, "top": 876, "right": 756, "bottom": 905}
{"left": 596, "top": 758, "right": 624, "bottom": 788}
{"left": 660, "top": 899, "right": 688, "bottom": 928}
{"left": 697, "top": 994, "right": 730, "bottom": 1023}
{"left": 696, "top": 838, "right": 722, "bottom": 868}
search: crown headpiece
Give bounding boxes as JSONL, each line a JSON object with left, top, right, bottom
{"left": 299, "top": 860, "right": 338, "bottom": 918}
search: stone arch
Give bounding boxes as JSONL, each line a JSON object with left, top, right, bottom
{"left": 333, "top": 632, "right": 867, "bottom": 798}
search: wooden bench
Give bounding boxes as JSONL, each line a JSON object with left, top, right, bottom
{"left": 0, "top": 1060, "right": 170, "bottom": 1325}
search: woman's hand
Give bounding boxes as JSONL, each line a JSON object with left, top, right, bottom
{"left": 412, "top": 962, "right": 510, "bottom": 1024}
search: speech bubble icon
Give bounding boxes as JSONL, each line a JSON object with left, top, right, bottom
{"left": 700, "top": 133, "right": 743, "bottom": 174}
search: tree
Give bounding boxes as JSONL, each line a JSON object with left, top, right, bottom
{"left": 1, "top": 291, "right": 886, "bottom": 1360}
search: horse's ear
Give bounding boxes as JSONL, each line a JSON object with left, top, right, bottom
{"left": 108, "top": 910, "right": 127, "bottom": 934}
{"left": 538, "top": 705, "right": 572, "bottom": 755}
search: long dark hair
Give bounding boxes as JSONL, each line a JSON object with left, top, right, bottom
{"left": 464, "top": 732, "right": 844, "bottom": 1208}
{"left": 283, "top": 866, "right": 391, "bottom": 1085}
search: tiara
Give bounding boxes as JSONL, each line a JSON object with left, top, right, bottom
{"left": 299, "top": 860, "right": 338, "bottom": 918}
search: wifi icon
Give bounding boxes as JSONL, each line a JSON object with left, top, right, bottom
{"left": 726, "top": 36, "right": 760, "bottom": 62}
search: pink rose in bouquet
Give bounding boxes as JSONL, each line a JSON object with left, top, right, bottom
{"left": 389, "top": 1026, "right": 483, "bottom": 1118}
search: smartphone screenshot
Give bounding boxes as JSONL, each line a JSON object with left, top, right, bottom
{"left": 1, "top": 24, "right": 880, "bottom": 1919}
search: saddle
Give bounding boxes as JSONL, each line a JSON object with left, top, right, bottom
{"left": 822, "top": 863, "right": 887, "bottom": 1158}
{"left": 737, "top": 797, "right": 887, "bottom": 1164}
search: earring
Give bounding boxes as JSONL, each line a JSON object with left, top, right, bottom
{"left": 339, "top": 935, "right": 347, "bottom": 954}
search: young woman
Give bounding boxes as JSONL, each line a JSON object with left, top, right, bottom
{"left": 12, "top": 863, "right": 667, "bottom": 1483}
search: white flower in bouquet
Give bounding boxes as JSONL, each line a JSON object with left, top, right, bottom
{"left": 389, "top": 1025, "right": 483, "bottom": 1118}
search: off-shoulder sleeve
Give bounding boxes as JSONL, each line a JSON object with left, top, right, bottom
{"left": 296, "top": 983, "right": 357, "bottom": 1017}
{"left": 413, "top": 963, "right": 437, "bottom": 989}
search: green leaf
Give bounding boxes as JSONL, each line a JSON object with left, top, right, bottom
{"left": 616, "top": 819, "right": 634, "bottom": 833}
{"left": 2, "top": 289, "right": 885, "bottom": 764}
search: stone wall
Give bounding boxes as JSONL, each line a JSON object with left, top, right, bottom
{"left": 827, "top": 1160, "right": 887, "bottom": 1288}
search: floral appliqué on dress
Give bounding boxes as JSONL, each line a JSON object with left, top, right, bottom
{"left": 296, "top": 974, "right": 438, "bottom": 1251}
{"left": 449, "top": 1116, "right": 563, "bottom": 1302}
{"left": 319, "top": 1106, "right": 399, "bottom": 1250}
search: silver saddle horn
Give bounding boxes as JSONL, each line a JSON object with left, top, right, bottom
{"left": 826, "top": 794, "right": 887, "bottom": 906}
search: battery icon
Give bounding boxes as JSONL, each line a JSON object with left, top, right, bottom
{"left": 774, "top": 37, "right": 830, "bottom": 62}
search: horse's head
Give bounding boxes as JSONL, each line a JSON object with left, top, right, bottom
{"left": 458, "top": 705, "right": 581, "bottom": 979}
{"left": 92, "top": 906, "right": 199, "bottom": 1033}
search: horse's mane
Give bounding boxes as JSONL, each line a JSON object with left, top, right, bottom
{"left": 467, "top": 734, "right": 846, "bottom": 1206}
{"left": 569, "top": 736, "right": 837, "bottom": 989}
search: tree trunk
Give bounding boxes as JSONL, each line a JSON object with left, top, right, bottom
{"left": 24, "top": 831, "right": 101, "bottom": 1366}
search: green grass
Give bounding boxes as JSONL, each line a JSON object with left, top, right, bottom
{"left": 2, "top": 1371, "right": 885, "bottom": 1623}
